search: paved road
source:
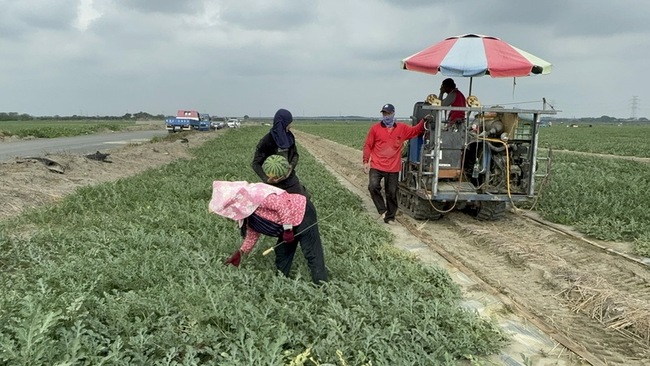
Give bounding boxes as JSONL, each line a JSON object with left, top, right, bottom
{"left": 0, "top": 130, "right": 170, "bottom": 162}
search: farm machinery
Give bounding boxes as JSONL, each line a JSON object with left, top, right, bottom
{"left": 399, "top": 101, "right": 557, "bottom": 220}
{"left": 398, "top": 34, "right": 557, "bottom": 220}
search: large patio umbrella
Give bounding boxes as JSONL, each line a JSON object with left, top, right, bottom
{"left": 401, "top": 33, "right": 552, "bottom": 95}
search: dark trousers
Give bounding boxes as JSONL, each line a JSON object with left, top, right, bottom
{"left": 368, "top": 168, "right": 399, "bottom": 221}
{"left": 274, "top": 200, "right": 328, "bottom": 284}
{"left": 274, "top": 174, "right": 309, "bottom": 198}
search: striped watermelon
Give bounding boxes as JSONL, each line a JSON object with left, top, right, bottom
{"left": 262, "top": 155, "right": 290, "bottom": 179}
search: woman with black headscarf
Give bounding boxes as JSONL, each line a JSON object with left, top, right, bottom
{"left": 252, "top": 109, "right": 308, "bottom": 196}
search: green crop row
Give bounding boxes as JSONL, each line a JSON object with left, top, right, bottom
{"left": 293, "top": 121, "right": 650, "bottom": 158}
{"left": 535, "top": 152, "right": 650, "bottom": 256}
{"left": 538, "top": 124, "right": 650, "bottom": 158}
{"left": 0, "top": 120, "right": 134, "bottom": 138}
{"left": 0, "top": 127, "right": 506, "bottom": 365}
{"left": 295, "top": 123, "right": 650, "bottom": 256}
{"left": 293, "top": 121, "right": 372, "bottom": 151}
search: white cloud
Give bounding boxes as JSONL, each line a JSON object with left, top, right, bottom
{"left": 74, "top": 0, "right": 102, "bottom": 31}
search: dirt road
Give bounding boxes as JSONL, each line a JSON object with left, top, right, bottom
{"left": 0, "top": 129, "right": 220, "bottom": 220}
{"left": 294, "top": 130, "right": 650, "bottom": 366}
{"left": 0, "top": 130, "right": 171, "bottom": 163}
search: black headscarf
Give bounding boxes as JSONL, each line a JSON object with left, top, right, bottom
{"left": 270, "top": 109, "right": 295, "bottom": 150}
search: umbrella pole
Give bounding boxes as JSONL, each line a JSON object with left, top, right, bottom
{"left": 466, "top": 77, "right": 473, "bottom": 122}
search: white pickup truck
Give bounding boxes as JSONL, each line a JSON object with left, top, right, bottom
{"left": 227, "top": 118, "right": 240, "bottom": 128}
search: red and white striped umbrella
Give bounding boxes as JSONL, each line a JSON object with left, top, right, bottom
{"left": 401, "top": 34, "right": 552, "bottom": 78}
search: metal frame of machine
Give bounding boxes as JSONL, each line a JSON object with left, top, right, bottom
{"left": 398, "top": 103, "right": 557, "bottom": 220}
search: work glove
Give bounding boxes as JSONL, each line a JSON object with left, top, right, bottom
{"left": 282, "top": 229, "right": 295, "bottom": 243}
{"left": 423, "top": 114, "right": 434, "bottom": 130}
{"left": 224, "top": 249, "right": 242, "bottom": 267}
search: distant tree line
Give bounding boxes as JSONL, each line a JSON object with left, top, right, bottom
{"left": 0, "top": 111, "right": 166, "bottom": 121}
{"left": 1, "top": 111, "right": 647, "bottom": 123}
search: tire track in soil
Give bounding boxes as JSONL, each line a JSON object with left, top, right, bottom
{"left": 452, "top": 214, "right": 650, "bottom": 301}
{"left": 442, "top": 215, "right": 650, "bottom": 364}
{"left": 295, "top": 130, "right": 650, "bottom": 366}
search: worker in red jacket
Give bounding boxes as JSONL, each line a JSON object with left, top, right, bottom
{"left": 362, "top": 103, "right": 427, "bottom": 224}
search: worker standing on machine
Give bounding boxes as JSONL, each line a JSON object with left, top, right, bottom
{"left": 438, "top": 78, "right": 467, "bottom": 125}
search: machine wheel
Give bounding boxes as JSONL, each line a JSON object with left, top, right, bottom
{"left": 466, "top": 201, "right": 506, "bottom": 221}
{"left": 398, "top": 188, "right": 443, "bottom": 220}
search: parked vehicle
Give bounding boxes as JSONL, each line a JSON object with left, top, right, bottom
{"left": 211, "top": 121, "right": 226, "bottom": 130}
{"left": 192, "top": 113, "right": 211, "bottom": 131}
{"left": 165, "top": 110, "right": 211, "bottom": 132}
{"left": 165, "top": 110, "right": 195, "bottom": 132}
{"left": 227, "top": 118, "right": 240, "bottom": 128}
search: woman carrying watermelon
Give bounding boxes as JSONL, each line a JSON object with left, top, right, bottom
{"left": 252, "top": 109, "right": 309, "bottom": 197}
{"left": 209, "top": 180, "right": 328, "bottom": 284}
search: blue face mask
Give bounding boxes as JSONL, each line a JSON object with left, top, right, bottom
{"left": 382, "top": 115, "right": 395, "bottom": 127}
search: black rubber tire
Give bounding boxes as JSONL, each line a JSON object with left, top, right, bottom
{"left": 473, "top": 201, "right": 506, "bottom": 221}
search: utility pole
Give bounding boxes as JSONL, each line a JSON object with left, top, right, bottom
{"left": 630, "top": 96, "right": 639, "bottom": 120}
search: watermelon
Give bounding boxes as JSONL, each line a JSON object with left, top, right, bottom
{"left": 262, "top": 154, "right": 290, "bottom": 179}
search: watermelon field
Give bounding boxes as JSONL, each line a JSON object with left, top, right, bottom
{"left": 294, "top": 121, "right": 650, "bottom": 257}
{"left": 538, "top": 124, "right": 650, "bottom": 158}
{"left": 0, "top": 120, "right": 135, "bottom": 138}
{"left": 0, "top": 127, "right": 507, "bottom": 365}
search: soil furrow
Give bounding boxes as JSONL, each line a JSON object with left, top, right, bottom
{"left": 295, "top": 130, "right": 650, "bottom": 365}
{"left": 451, "top": 213, "right": 650, "bottom": 302}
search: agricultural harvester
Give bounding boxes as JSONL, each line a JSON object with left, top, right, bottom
{"left": 398, "top": 33, "right": 557, "bottom": 220}
{"left": 399, "top": 101, "right": 556, "bottom": 221}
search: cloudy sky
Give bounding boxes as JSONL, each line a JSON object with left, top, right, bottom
{"left": 1, "top": 0, "right": 648, "bottom": 119}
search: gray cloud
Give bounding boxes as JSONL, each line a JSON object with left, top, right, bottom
{"left": 0, "top": 1, "right": 76, "bottom": 40}
{"left": 111, "top": 0, "right": 203, "bottom": 14}
{"left": 0, "top": 0, "right": 648, "bottom": 118}
{"left": 219, "top": 1, "right": 316, "bottom": 30}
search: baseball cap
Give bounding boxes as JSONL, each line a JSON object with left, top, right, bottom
{"left": 380, "top": 103, "right": 395, "bottom": 113}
